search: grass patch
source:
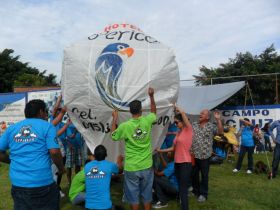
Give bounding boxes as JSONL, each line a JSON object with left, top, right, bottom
{"left": 0, "top": 153, "right": 280, "bottom": 210}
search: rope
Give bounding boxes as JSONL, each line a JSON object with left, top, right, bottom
{"left": 246, "top": 82, "right": 271, "bottom": 173}
{"left": 243, "top": 82, "right": 248, "bottom": 110}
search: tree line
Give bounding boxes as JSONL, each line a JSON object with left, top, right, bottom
{"left": 1, "top": 45, "right": 280, "bottom": 106}
{"left": 0, "top": 49, "right": 58, "bottom": 93}
{"left": 193, "top": 44, "right": 280, "bottom": 106}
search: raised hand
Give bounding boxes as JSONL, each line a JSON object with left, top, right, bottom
{"left": 213, "top": 111, "right": 221, "bottom": 120}
{"left": 112, "top": 110, "right": 118, "bottom": 119}
{"left": 148, "top": 87, "right": 154, "bottom": 97}
{"left": 174, "top": 105, "right": 183, "bottom": 114}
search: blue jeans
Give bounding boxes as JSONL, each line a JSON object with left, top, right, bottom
{"left": 272, "top": 143, "right": 280, "bottom": 176}
{"left": 123, "top": 168, "right": 154, "bottom": 204}
{"left": 11, "top": 182, "right": 60, "bottom": 210}
{"left": 235, "top": 146, "right": 254, "bottom": 170}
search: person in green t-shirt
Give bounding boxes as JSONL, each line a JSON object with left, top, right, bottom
{"left": 69, "top": 151, "right": 94, "bottom": 206}
{"left": 111, "top": 87, "right": 156, "bottom": 210}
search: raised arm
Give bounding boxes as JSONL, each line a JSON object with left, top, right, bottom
{"left": 175, "top": 105, "right": 191, "bottom": 127}
{"left": 148, "top": 87, "right": 156, "bottom": 114}
{"left": 214, "top": 111, "right": 223, "bottom": 135}
{"left": 52, "top": 106, "right": 67, "bottom": 126}
{"left": 111, "top": 110, "right": 118, "bottom": 132}
{"left": 240, "top": 118, "right": 253, "bottom": 127}
{"left": 57, "top": 119, "right": 71, "bottom": 137}
{"left": 52, "top": 95, "right": 62, "bottom": 117}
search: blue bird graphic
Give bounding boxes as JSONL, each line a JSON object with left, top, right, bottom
{"left": 95, "top": 43, "right": 134, "bottom": 109}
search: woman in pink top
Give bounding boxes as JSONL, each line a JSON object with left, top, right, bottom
{"left": 157, "top": 106, "right": 193, "bottom": 210}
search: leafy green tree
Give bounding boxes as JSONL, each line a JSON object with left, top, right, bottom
{"left": 0, "top": 49, "right": 58, "bottom": 93}
{"left": 14, "top": 73, "right": 47, "bottom": 87}
{"left": 193, "top": 45, "right": 280, "bottom": 106}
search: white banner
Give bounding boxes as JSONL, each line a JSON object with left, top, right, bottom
{"left": 0, "top": 93, "right": 26, "bottom": 125}
{"left": 220, "top": 105, "right": 280, "bottom": 131}
{"left": 62, "top": 23, "right": 180, "bottom": 161}
{"left": 27, "top": 89, "right": 62, "bottom": 116}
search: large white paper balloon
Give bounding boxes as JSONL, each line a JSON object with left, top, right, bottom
{"left": 61, "top": 23, "right": 179, "bottom": 161}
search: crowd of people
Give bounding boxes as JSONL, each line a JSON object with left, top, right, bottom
{"left": 0, "top": 88, "right": 280, "bottom": 210}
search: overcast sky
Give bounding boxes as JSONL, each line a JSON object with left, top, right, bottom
{"left": 0, "top": 0, "right": 279, "bottom": 83}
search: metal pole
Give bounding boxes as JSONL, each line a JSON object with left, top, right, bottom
{"left": 276, "top": 74, "right": 279, "bottom": 104}
{"left": 180, "top": 72, "right": 280, "bottom": 82}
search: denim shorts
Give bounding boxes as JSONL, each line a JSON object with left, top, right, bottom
{"left": 123, "top": 167, "right": 154, "bottom": 204}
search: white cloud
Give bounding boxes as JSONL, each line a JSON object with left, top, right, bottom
{"left": 0, "top": 0, "right": 279, "bottom": 82}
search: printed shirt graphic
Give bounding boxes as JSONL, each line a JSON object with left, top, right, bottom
{"left": 84, "top": 160, "right": 118, "bottom": 209}
{"left": 111, "top": 113, "right": 156, "bottom": 171}
{"left": 191, "top": 122, "right": 217, "bottom": 160}
{"left": 0, "top": 118, "right": 59, "bottom": 187}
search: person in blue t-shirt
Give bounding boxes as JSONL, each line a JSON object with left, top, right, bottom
{"left": 233, "top": 118, "right": 255, "bottom": 174}
{"left": 0, "top": 99, "right": 65, "bottom": 210}
{"left": 65, "top": 122, "right": 84, "bottom": 185}
{"left": 49, "top": 95, "right": 70, "bottom": 197}
{"left": 84, "top": 145, "right": 123, "bottom": 210}
{"left": 210, "top": 141, "right": 226, "bottom": 165}
{"left": 152, "top": 151, "right": 178, "bottom": 209}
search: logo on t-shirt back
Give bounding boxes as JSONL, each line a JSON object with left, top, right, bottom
{"left": 86, "top": 166, "right": 106, "bottom": 179}
{"left": 132, "top": 127, "right": 147, "bottom": 140}
{"left": 14, "top": 126, "right": 37, "bottom": 142}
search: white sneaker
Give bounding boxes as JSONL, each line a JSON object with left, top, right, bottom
{"left": 232, "top": 168, "right": 239, "bottom": 173}
{"left": 152, "top": 201, "right": 168, "bottom": 208}
{"left": 197, "top": 195, "right": 206, "bottom": 202}
{"left": 60, "top": 190, "right": 65, "bottom": 198}
{"left": 247, "top": 170, "right": 252, "bottom": 174}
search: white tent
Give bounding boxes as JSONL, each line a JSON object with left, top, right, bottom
{"left": 177, "top": 81, "right": 245, "bottom": 115}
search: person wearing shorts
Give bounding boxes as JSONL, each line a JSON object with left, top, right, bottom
{"left": 66, "top": 123, "right": 84, "bottom": 185}
{"left": 111, "top": 88, "right": 156, "bottom": 210}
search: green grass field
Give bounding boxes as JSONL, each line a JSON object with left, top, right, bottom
{"left": 0, "top": 153, "right": 280, "bottom": 210}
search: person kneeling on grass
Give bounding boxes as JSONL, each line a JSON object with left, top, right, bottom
{"left": 85, "top": 145, "right": 123, "bottom": 210}
{"left": 69, "top": 150, "right": 95, "bottom": 207}
{"left": 152, "top": 151, "right": 178, "bottom": 209}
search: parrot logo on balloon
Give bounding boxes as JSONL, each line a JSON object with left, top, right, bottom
{"left": 95, "top": 43, "right": 134, "bottom": 110}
